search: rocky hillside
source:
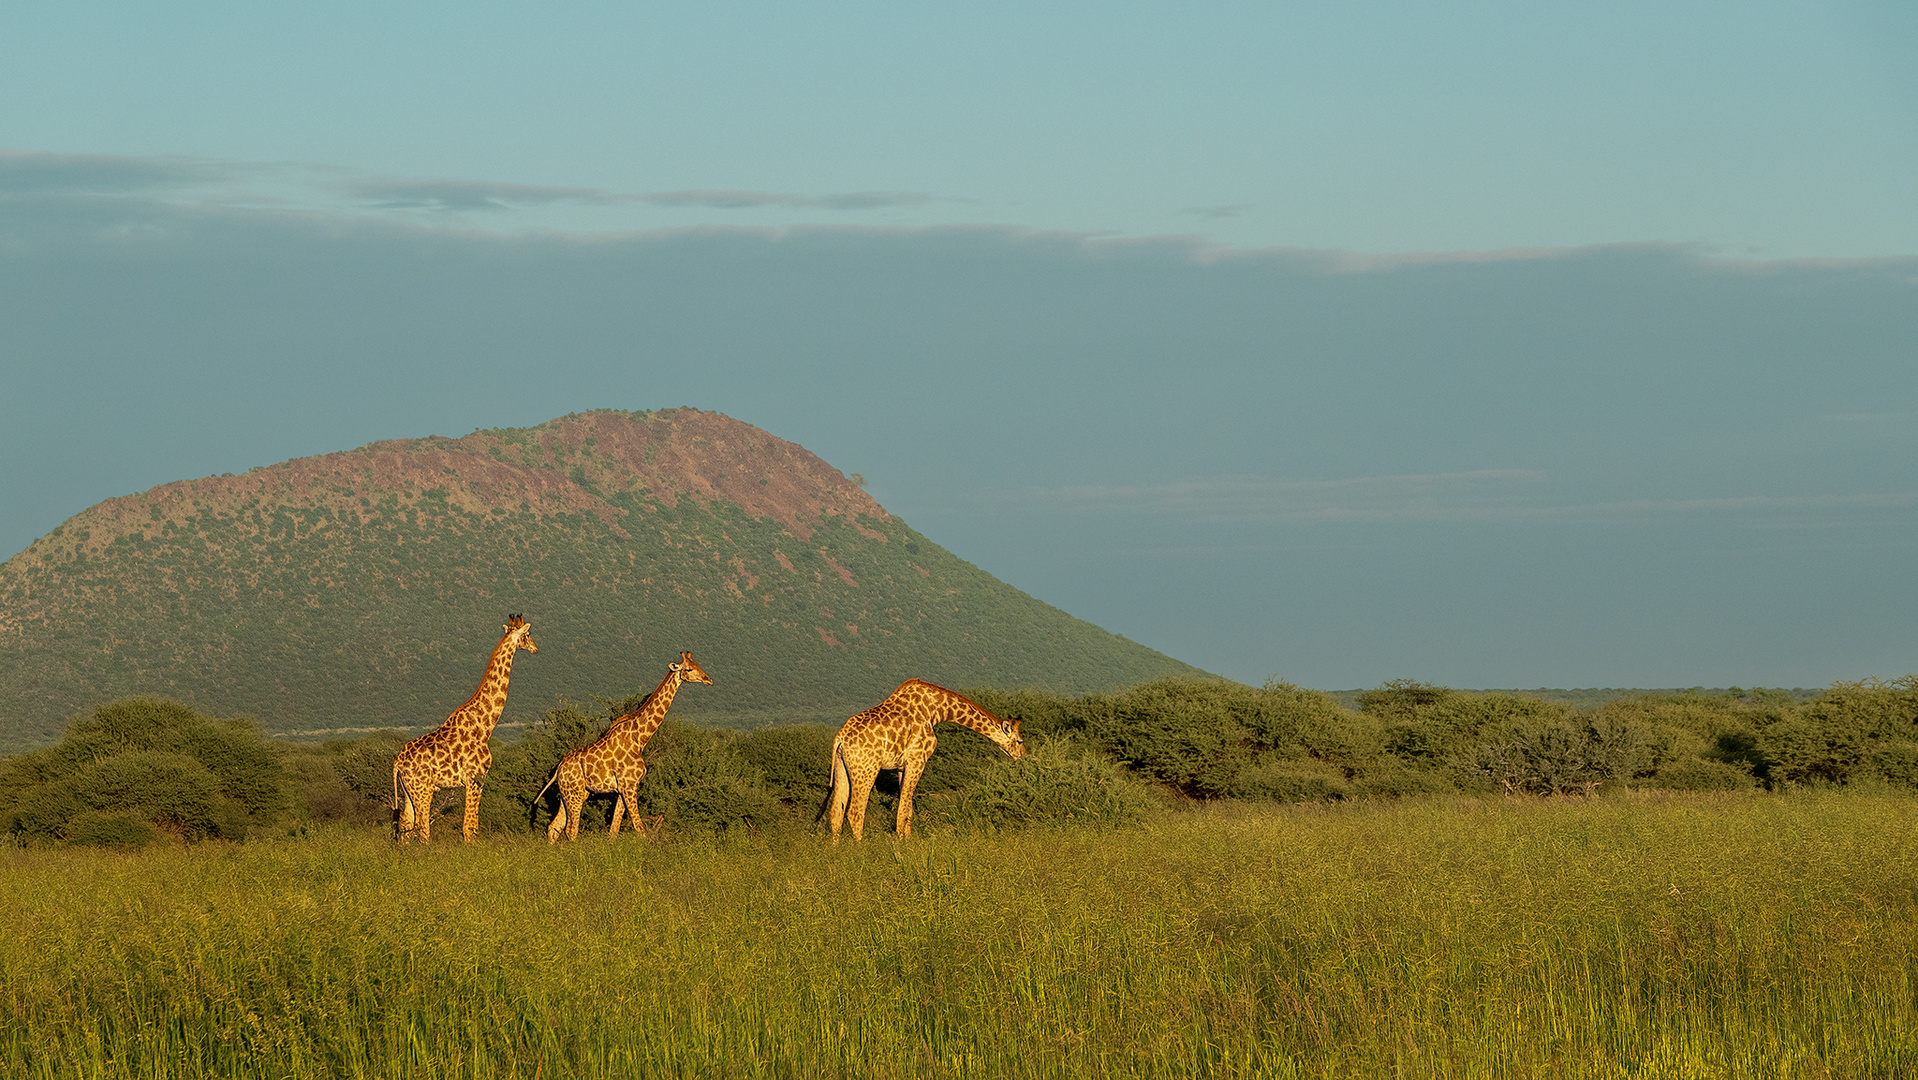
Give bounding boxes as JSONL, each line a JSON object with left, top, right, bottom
{"left": 0, "top": 409, "right": 1203, "bottom": 751}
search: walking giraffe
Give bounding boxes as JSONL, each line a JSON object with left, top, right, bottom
{"left": 391, "top": 614, "right": 538, "bottom": 843}
{"left": 538, "top": 651, "right": 713, "bottom": 842}
{"left": 826, "top": 679, "right": 1026, "bottom": 841}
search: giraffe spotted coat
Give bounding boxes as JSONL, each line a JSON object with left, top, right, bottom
{"left": 538, "top": 651, "right": 713, "bottom": 841}
{"left": 391, "top": 614, "right": 537, "bottom": 843}
{"left": 827, "top": 678, "right": 1026, "bottom": 841}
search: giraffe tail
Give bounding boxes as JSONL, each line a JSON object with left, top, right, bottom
{"left": 390, "top": 757, "right": 406, "bottom": 841}
{"left": 818, "top": 740, "right": 848, "bottom": 829}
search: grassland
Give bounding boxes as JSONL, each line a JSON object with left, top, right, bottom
{"left": 5, "top": 789, "right": 1915, "bottom": 1079}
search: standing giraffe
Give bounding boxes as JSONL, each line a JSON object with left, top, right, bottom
{"left": 826, "top": 679, "right": 1026, "bottom": 841}
{"left": 538, "top": 651, "right": 713, "bottom": 842}
{"left": 391, "top": 614, "right": 538, "bottom": 844}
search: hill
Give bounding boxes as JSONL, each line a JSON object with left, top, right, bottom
{"left": 0, "top": 408, "right": 1204, "bottom": 752}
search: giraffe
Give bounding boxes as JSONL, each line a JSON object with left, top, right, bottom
{"left": 826, "top": 679, "right": 1026, "bottom": 841}
{"left": 390, "top": 614, "right": 538, "bottom": 844}
{"left": 538, "top": 651, "right": 713, "bottom": 842}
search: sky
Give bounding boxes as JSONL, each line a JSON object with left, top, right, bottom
{"left": 2, "top": 2, "right": 1915, "bottom": 690}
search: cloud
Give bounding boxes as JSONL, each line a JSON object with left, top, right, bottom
{"left": 345, "top": 179, "right": 619, "bottom": 212}
{"left": 0, "top": 149, "right": 230, "bottom": 195}
{"left": 639, "top": 189, "right": 939, "bottom": 211}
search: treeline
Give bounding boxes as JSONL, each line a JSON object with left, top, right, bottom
{"left": 5, "top": 675, "right": 1917, "bottom": 847}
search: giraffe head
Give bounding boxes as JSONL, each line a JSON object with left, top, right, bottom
{"left": 671, "top": 650, "right": 714, "bottom": 686}
{"left": 993, "top": 716, "right": 1026, "bottom": 759}
{"left": 504, "top": 613, "right": 538, "bottom": 653}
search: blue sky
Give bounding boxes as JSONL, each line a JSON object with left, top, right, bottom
{"left": 2, "top": 2, "right": 1914, "bottom": 689}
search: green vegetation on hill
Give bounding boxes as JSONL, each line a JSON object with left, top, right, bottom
{"left": 0, "top": 409, "right": 1202, "bottom": 752}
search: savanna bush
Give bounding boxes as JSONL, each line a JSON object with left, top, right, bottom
{"left": 1462, "top": 716, "right": 1656, "bottom": 795}
{"left": 624, "top": 720, "right": 784, "bottom": 835}
{"left": 1225, "top": 755, "right": 1352, "bottom": 802}
{"left": 1082, "top": 678, "right": 1246, "bottom": 792}
{"left": 0, "top": 698, "right": 285, "bottom": 846}
{"left": 1648, "top": 757, "right": 1757, "bottom": 791}
{"left": 938, "top": 737, "right": 1156, "bottom": 830}
{"left": 1257, "top": 680, "right": 1383, "bottom": 765}
{"left": 1760, "top": 710, "right": 1868, "bottom": 786}
{"left": 1808, "top": 677, "right": 1918, "bottom": 740}
{"left": 1373, "top": 687, "right": 1577, "bottom": 766}
{"left": 733, "top": 723, "right": 835, "bottom": 809}
{"left": 1869, "top": 742, "right": 1918, "bottom": 788}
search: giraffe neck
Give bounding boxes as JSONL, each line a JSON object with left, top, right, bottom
{"left": 615, "top": 670, "right": 684, "bottom": 749}
{"left": 453, "top": 634, "right": 521, "bottom": 735}
{"left": 927, "top": 685, "right": 1008, "bottom": 742}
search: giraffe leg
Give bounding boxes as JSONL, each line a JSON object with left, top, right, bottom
{"left": 829, "top": 748, "right": 852, "bottom": 842}
{"left": 404, "top": 778, "right": 437, "bottom": 844}
{"left": 547, "top": 760, "right": 576, "bottom": 842}
{"left": 846, "top": 762, "right": 881, "bottom": 841}
{"left": 896, "top": 753, "right": 930, "bottom": 839}
{"left": 393, "top": 768, "right": 415, "bottom": 844}
{"left": 462, "top": 779, "right": 482, "bottom": 843}
{"left": 561, "top": 778, "right": 587, "bottom": 842}
{"left": 609, "top": 788, "right": 626, "bottom": 838}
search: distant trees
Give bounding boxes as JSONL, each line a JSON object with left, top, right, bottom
{"left": 5, "top": 675, "right": 1916, "bottom": 847}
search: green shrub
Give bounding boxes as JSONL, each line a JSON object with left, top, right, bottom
{"left": 64, "top": 810, "right": 159, "bottom": 849}
{"left": 1648, "top": 758, "right": 1756, "bottom": 792}
{"left": 1806, "top": 677, "right": 1918, "bottom": 740}
{"left": 918, "top": 721, "right": 1026, "bottom": 795}
{"left": 1463, "top": 717, "right": 1654, "bottom": 795}
{"left": 9, "top": 750, "right": 253, "bottom": 844}
{"left": 1347, "top": 761, "right": 1456, "bottom": 799}
{"left": 628, "top": 721, "right": 784, "bottom": 835}
{"left": 1760, "top": 710, "right": 1867, "bottom": 786}
{"left": 0, "top": 699, "right": 284, "bottom": 846}
{"left": 1870, "top": 742, "right": 1918, "bottom": 788}
{"left": 1259, "top": 681, "right": 1381, "bottom": 764}
{"left": 940, "top": 738, "right": 1156, "bottom": 830}
{"left": 964, "top": 687, "right": 1094, "bottom": 741}
{"left": 1226, "top": 756, "right": 1351, "bottom": 802}
{"left": 733, "top": 724, "right": 835, "bottom": 808}
{"left": 1084, "top": 678, "right": 1242, "bottom": 791}
{"left": 1082, "top": 678, "right": 1284, "bottom": 795}
{"left": 1356, "top": 679, "right": 1457, "bottom": 720}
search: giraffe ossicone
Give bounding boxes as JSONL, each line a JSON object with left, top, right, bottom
{"left": 390, "top": 614, "right": 538, "bottom": 844}
{"left": 538, "top": 650, "right": 714, "bottom": 842}
{"left": 826, "top": 678, "right": 1026, "bottom": 841}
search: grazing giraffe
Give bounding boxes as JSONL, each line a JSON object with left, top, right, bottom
{"left": 391, "top": 614, "right": 538, "bottom": 844}
{"left": 827, "top": 679, "right": 1026, "bottom": 841}
{"left": 538, "top": 651, "right": 713, "bottom": 842}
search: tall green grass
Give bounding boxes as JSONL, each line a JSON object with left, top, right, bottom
{"left": 5, "top": 790, "right": 1916, "bottom": 1078}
